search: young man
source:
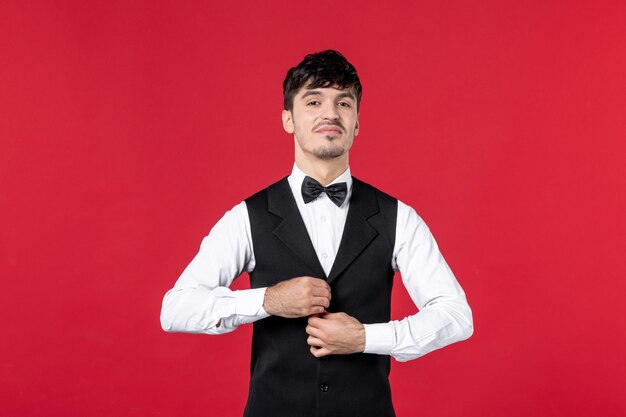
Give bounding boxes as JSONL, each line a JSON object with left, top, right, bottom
{"left": 161, "top": 50, "right": 473, "bottom": 417}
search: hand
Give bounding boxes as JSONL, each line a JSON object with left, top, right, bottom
{"left": 306, "top": 312, "right": 365, "bottom": 357}
{"left": 263, "top": 276, "right": 331, "bottom": 318}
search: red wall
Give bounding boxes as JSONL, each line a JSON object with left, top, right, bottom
{"left": 2, "top": 1, "right": 625, "bottom": 416}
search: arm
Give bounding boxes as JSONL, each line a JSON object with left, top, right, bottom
{"left": 160, "top": 201, "right": 333, "bottom": 334}
{"left": 160, "top": 201, "right": 269, "bottom": 335}
{"left": 363, "top": 200, "right": 473, "bottom": 361}
{"left": 305, "top": 201, "right": 473, "bottom": 359}
{"left": 305, "top": 201, "right": 472, "bottom": 359}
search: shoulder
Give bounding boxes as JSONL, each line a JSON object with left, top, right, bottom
{"left": 352, "top": 177, "right": 397, "bottom": 208}
{"left": 351, "top": 178, "right": 427, "bottom": 224}
{"left": 395, "top": 199, "right": 429, "bottom": 244}
{"left": 244, "top": 177, "right": 289, "bottom": 205}
{"left": 200, "top": 200, "right": 251, "bottom": 248}
{"left": 211, "top": 200, "right": 249, "bottom": 228}
{"left": 396, "top": 199, "right": 423, "bottom": 222}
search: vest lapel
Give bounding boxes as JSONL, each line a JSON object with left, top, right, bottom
{"left": 267, "top": 178, "right": 327, "bottom": 279}
{"left": 327, "top": 178, "right": 379, "bottom": 283}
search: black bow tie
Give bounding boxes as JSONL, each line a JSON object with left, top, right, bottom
{"left": 301, "top": 176, "right": 348, "bottom": 207}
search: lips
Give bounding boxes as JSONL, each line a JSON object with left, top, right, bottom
{"left": 316, "top": 127, "right": 342, "bottom": 134}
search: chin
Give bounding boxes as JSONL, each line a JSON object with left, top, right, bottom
{"left": 313, "top": 147, "right": 346, "bottom": 160}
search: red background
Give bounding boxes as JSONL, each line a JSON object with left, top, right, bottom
{"left": 2, "top": 1, "right": 625, "bottom": 416}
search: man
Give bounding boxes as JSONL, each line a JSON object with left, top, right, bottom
{"left": 161, "top": 50, "right": 473, "bottom": 417}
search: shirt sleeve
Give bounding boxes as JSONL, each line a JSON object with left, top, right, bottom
{"left": 362, "top": 200, "right": 473, "bottom": 361}
{"left": 160, "top": 201, "right": 270, "bottom": 335}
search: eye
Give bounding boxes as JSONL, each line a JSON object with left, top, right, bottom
{"left": 306, "top": 100, "right": 320, "bottom": 106}
{"left": 338, "top": 101, "right": 352, "bottom": 108}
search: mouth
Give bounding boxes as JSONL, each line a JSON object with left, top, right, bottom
{"left": 315, "top": 126, "right": 343, "bottom": 135}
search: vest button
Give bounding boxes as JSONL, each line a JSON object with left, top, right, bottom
{"left": 319, "top": 383, "right": 329, "bottom": 392}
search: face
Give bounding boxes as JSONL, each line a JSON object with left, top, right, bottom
{"left": 282, "top": 85, "right": 359, "bottom": 161}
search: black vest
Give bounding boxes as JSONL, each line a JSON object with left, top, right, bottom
{"left": 243, "top": 176, "right": 398, "bottom": 417}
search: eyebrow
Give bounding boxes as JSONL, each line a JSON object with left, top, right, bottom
{"left": 301, "top": 90, "right": 356, "bottom": 101}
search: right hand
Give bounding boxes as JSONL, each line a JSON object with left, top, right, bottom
{"left": 263, "top": 276, "right": 331, "bottom": 318}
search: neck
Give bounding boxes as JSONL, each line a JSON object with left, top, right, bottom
{"left": 295, "top": 151, "right": 349, "bottom": 186}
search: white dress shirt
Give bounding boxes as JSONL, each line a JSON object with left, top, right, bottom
{"left": 161, "top": 164, "right": 473, "bottom": 362}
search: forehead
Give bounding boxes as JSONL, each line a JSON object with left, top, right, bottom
{"left": 296, "top": 84, "right": 357, "bottom": 100}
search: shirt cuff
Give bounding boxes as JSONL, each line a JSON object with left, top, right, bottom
{"left": 363, "top": 322, "right": 395, "bottom": 355}
{"left": 234, "top": 287, "right": 269, "bottom": 317}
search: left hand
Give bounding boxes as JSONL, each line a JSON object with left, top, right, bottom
{"left": 306, "top": 312, "right": 365, "bottom": 358}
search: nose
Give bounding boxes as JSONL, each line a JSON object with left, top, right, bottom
{"left": 321, "top": 102, "right": 339, "bottom": 121}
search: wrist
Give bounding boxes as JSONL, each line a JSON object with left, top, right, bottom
{"left": 262, "top": 286, "right": 276, "bottom": 316}
{"left": 357, "top": 323, "right": 366, "bottom": 353}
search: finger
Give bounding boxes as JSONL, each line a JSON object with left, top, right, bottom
{"left": 307, "top": 336, "right": 325, "bottom": 347}
{"left": 299, "top": 306, "right": 324, "bottom": 317}
{"left": 310, "top": 345, "right": 331, "bottom": 358}
{"left": 309, "top": 306, "right": 326, "bottom": 315}
{"left": 310, "top": 278, "right": 331, "bottom": 289}
{"left": 321, "top": 312, "right": 342, "bottom": 320}
{"left": 312, "top": 296, "right": 330, "bottom": 308}
{"left": 308, "top": 316, "right": 324, "bottom": 327}
{"left": 305, "top": 324, "right": 323, "bottom": 338}
{"left": 311, "top": 286, "right": 331, "bottom": 298}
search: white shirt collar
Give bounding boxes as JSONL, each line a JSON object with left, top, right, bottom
{"left": 288, "top": 163, "right": 353, "bottom": 206}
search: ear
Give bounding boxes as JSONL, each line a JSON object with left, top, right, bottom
{"left": 354, "top": 117, "right": 359, "bottom": 136}
{"left": 282, "top": 109, "right": 294, "bottom": 134}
